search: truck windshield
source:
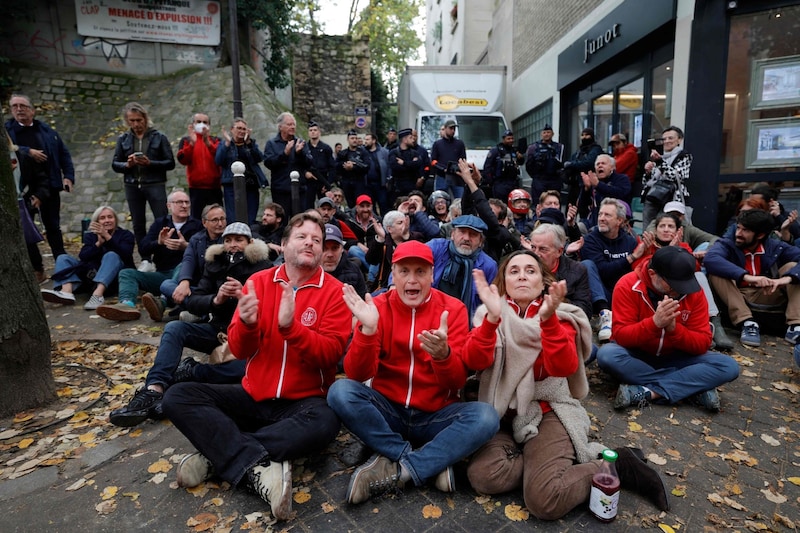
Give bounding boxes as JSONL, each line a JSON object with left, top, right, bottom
{"left": 419, "top": 115, "right": 506, "bottom": 152}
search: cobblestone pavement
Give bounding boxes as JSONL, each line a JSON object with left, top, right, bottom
{"left": 0, "top": 274, "right": 798, "bottom": 532}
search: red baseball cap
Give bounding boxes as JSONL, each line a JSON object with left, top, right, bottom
{"left": 392, "top": 241, "right": 434, "bottom": 266}
{"left": 356, "top": 194, "right": 373, "bottom": 206}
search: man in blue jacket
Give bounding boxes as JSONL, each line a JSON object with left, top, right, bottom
{"left": 705, "top": 209, "right": 800, "bottom": 350}
{"left": 6, "top": 94, "right": 74, "bottom": 277}
{"left": 577, "top": 154, "right": 632, "bottom": 229}
{"left": 427, "top": 215, "right": 497, "bottom": 324}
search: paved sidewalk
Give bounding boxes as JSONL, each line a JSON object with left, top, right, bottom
{"left": 1, "top": 290, "right": 799, "bottom": 532}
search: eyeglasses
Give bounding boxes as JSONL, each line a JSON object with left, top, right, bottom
{"left": 205, "top": 217, "right": 226, "bottom": 224}
{"left": 11, "top": 103, "right": 31, "bottom": 109}
{"left": 170, "top": 200, "right": 190, "bottom": 205}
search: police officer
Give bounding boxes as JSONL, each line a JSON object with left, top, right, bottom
{"left": 336, "top": 129, "right": 372, "bottom": 208}
{"left": 483, "top": 129, "right": 524, "bottom": 201}
{"left": 525, "top": 124, "right": 564, "bottom": 201}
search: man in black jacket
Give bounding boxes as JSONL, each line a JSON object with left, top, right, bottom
{"left": 430, "top": 119, "right": 467, "bottom": 200}
{"left": 336, "top": 130, "right": 372, "bottom": 208}
{"left": 110, "top": 222, "right": 272, "bottom": 427}
{"left": 323, "top": 224, "right": 367, "bottom": 298}
{"left": 563, "top": 127, "right": 603, "bottom": 206}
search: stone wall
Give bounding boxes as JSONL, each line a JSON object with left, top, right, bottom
{"left": 5, "top": 63, "right": 286, "bottom": 239}
{"left": 291, "top": 34, "right": 371, "bottom": 136}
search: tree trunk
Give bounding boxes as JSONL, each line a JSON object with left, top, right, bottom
{"left": 0, "top": 133, "right": 56, "bottom": 418}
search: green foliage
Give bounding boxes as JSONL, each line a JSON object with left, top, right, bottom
{"left": 352, "top": 0, "right": 424, "bottom": 95}
{"left": 236, "top": 0, "right": 298, "bottom": 90}
{"left": 371, "top": 68, "right": 397, "bottom": 137}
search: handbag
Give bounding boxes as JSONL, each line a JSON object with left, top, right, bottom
{"left": 209, "top": 332, "right": 236, "bottom": 364}
{"left": 645, "top": 180, "right": 676, "bottom": 205}
{"left": 18, "top": 198, "right": 44, "bottom": 245}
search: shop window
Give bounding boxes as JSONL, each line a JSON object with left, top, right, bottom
{"left": 513, "top": 99, "right": 553, "bottom": 147}
{"left": 592, "top": 91, "right": 614, "bottom": 148}
{"left": 619, "top": 77, "right": 644, "bottom": 147}
{"left": 651, "top": 60, "right": 673, "bottom": 141}
{"left": 722, "top": 6, "right": 800, "bottom": 174}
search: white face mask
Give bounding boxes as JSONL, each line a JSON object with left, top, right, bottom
{"left": 194, "top": 123, "right": 207, "bottom": 134}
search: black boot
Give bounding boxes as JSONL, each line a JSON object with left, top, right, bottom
{"left": 614, "top": 447, "right": 670, "bottom": 511}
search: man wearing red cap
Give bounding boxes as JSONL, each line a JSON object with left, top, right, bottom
{"left": 328, "top": 240, "right": 502, "bottom": 505}
{"left": 597, "top": 246, "right": 739, "bottom": 413}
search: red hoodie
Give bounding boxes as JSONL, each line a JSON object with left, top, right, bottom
{"left": 177, "top": 135, "right": 222, "bottom": 189}
{"left": 611, "top": 263, "right": 712, "bottom": 356}
{"left": 613, "top": 142, "right": 639, "bottom": 183}
{"left": 228, "top": 264, "right": 350, "bottom": 401}
{"left": 345, "top": 288, "right": 498, "bottom": 412}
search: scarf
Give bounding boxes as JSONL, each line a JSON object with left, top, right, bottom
{"left": 474, "top": 300, "right": 605, "bottom": 463}
{"left": 440, "top": 240, "right": 479, "bottom": 323}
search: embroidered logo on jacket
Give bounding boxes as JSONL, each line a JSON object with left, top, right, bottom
{"left": 681, "top": 310, "right": 691, "bottom": 322}
{"left": 301, "top": 307, "right": 318, "bottom": 326}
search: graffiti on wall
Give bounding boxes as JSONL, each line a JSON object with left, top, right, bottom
{"left": 81, "top": 37, "right": 129, "bottom": 67}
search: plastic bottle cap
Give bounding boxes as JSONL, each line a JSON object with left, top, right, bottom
{"left": 601, "top": 449, "right": 618, "bottom": 462}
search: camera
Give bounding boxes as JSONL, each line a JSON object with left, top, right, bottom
{"left": 446, "top": 161, "right": 459, "bottom": 174}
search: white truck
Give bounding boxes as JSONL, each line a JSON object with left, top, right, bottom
{"left": 397, "top": 65, "right": 510, "bottom": 166}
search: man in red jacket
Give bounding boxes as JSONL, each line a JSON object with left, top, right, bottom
{"left": 610, "top": 133, "right": 639, "bottom": 184}
{"left": 596, "top": 246, "right": 739, "bottom": 412}
{"left": 327, "top": 240, "right": 501, "bottom": 505}
{"left": 176, "top": 113, "right": 222, "bottom": 220}
{"left": 162, "top": 213, "right": 351, "bottom": 521}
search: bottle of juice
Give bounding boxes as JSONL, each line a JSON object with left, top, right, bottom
{"left": 589, "top": 449, "right": 620, "bottom": 522}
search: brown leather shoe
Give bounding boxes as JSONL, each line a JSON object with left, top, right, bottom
{"left": 614, "top": 447, "right": 670, "bottom": 512}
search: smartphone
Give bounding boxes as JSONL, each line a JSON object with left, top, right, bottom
{"left": 646, "top": 138, "right": 664, "bottom": 155}
{"left": 133, "top": 151, "right": 144, "bottom": 158}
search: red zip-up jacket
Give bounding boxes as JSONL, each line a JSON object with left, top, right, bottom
{"left": 228, "top": 264, "right": 350, "bottom": 401}
{"left": 177, "top": 135, "right": 221, "bottom": 189}
{"left": 611, "top": 263, "right": 712, "bottom": 356}
{"left": 344, "top": 288, "right": 498, "bottom": 412}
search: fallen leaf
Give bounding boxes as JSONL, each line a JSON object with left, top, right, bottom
{"left": 751, "top": 385, "right": 764, "bottom": 392}
{"left": 628, "top": 421, "right": 643, "bottom": 432}
{"left": 787, "top": 477, "right": 800, "bottom": 486}
{"left": 729, "top": 483, "right": 743, "bottom": 495}
{"left": 772, "top": 381, "right": 800, "bottom": 394}
{"left": 658, "top": 524, "right": 676, "bottom": 533}
{"left": 128, "top": 429, "right": 143, "bottom": 438}
{"left": 647, "top": 453, "right": 667, "bottom": 465}
{"left": 187, "top": 485, "right": 208, "bottom": 498}
{"left": 774, "top": 513, "right": 796, "bottom": 529}
{"left": 504, "top": 503, "right": 529, "bottom": 521}
{"left": 744, "top": 520, "right": 769, "bottom": 531}
{"left": 665, "top": 449, "right": 681, "bottom": 459}
{"left": 122, "top": 492, "right": 139, "bottom": 501}
{"left": 147, "top": 458, "right": 172, "bottom": 473}
{"left": 100, "top": 486, "right": 118, "bottom": 500}
{"left": 0, "top": 429, "right": 21, "bottom": 440}
{"left": 65, "top": 478, "right": 87, "bottom": 491}
{"left": 243, "top": 512, "right": 262, "bottom": 522}
{"left": 671, "top": 486, "right": 686, "bottom": 497}
{"left": 78, "top": 432, "right": 95, "bottom": 444}
{"left": 722, "top": 449, "right": 758, "bottom": 466}
{"left": 741, "top": 370, "right": 757, "bottom": 377}
{"left": 760, "top": 434, "right": 781, "bottom": 446}
{"left": 422, "top": 503, "right": 442, "bottom": 519}
{"left": 294, "top": 491, "right": 312, "bottom": 504}
{"left": 760, "top": 488, "right": 787, "bottom": 504}
{"left": 12, "top": 413, "right": 34, "bottom": 423}
{"left": 150, "top": 473, "right": 167, "bottom": 484}
{"left": 203, "top": 497, "right": 224, "bottom": 508}
{"left": 70, "top": 411, "right": 89, "bottom": 422}
{"left": 95, "top": 499, "right": 116, "bottom": 514}
{"left": 724, "top": 497, "right": 747, "bottom": 511}
{"left": 17, "top": 438, "right": 35, "bottom": 449}
{"left": 321, "top": 501, "right": 335, "bottom": 513}
{"left": 186, "top": 512, "right": 218, "bottom": 532}
{"left": 704, "top": 436, "right": 722, "bottom": 446}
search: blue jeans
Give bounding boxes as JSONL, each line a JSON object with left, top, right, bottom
{"left": 53, "top": 252, "right": 125, "bottom": 291}
{"left": 327, "top": 379, "right": 499, "bottom": 486}
{"left": 162, "top": 383, "right": 340, "bottom": 485}
{"left": 596, "top": 342, "right": 740, "bottom": 402}
{"left": 145, "top": 321, "right": 244, "bottom": 388}
{"left": 347, "top": 246, "right": 380, "bottom": 282}
{"left": 434, "top": 175, "right": 464, "bottom": 202}
{"left": 158, "top": 270, "right": 187, "bottom": 307}
{"left": 124, "top": 182, "right": 168, "bottom": 247}
{"left": 581, "top": 259, "right": 613, "bottom": 304}
{"left": 117, "top": 267, "right": 177, "bottom": 303}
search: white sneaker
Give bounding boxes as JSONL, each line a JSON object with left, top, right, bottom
{"left": 41, "top": 289, "right": 76, "bottom": 305}
{"left": 83, "top": 294, "right": 105, "bottom": 310}
{"left": 248, "top": 460, "right": 292, "bottom": 520}
{"left": 176, "top": 453, "right": 213, "bottom": 488}
{"left": 598, "top": 309, "right": 612, "bottom": 342}
{"left": 137, "top": 260, "right": 156, "bottom": 273}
